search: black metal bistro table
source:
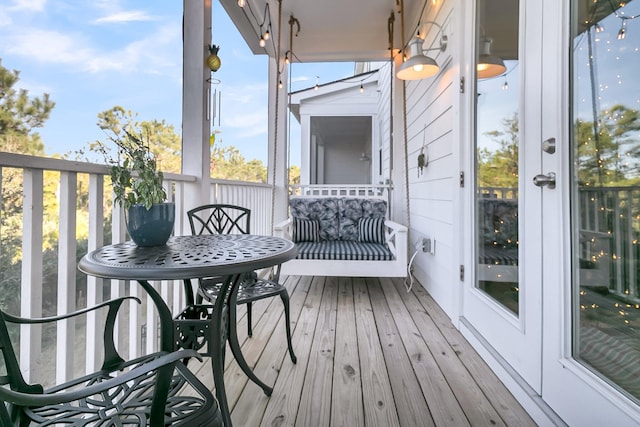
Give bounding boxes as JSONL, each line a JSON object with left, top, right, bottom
{"left": 78, "top": 234, "right": 297, "bottom": 427}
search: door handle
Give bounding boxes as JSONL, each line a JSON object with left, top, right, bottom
{"left": 533, "top": 172, "right": 556, "bottom": 189}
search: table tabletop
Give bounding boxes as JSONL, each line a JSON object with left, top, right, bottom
{"left": 78, "top": 234, "right": 297, "bottom": 281}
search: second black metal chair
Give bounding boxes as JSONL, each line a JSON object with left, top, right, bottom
{"left": 187, "top": 204, "right": 297, "bottom": 363}
{"left": 0, "top": 297, "right": 222, "bottom": 426}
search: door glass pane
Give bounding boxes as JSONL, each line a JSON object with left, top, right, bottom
{"left": 475, "top": 0, "right": 520, "bottom": 314}
{"left": 571, "top": 0, "right": 640, "bottom": 401}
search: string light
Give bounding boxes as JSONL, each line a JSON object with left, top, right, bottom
{"left": 617, "top": 19, "right": 627, "bottom": 39}
{"left": 251, "top": 2, "right": 272, "bottom": 50}
{"left": 360, "top": 83, "right": 364, "bottom": 93}
{"left": 278, "top": 80, "right": 283, "bottom": 89}
{"left": 314, "top": 76, "right": 319, "bottom": 91}
{"left": 237, "top": 0, "right": 245, "bottom": 7}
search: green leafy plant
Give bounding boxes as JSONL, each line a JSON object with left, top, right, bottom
{"left": 96, "top": 127, "right": 167, "bottom": 210}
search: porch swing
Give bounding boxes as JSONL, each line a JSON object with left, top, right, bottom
{"left": 273, "top": 12, "right": 408, "bottom": 278}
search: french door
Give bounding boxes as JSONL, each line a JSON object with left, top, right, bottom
{"left": 541, "top": 0, "right": 640, "bottom": 424}
{"left": 463, "top": 0, "right": 544, "bottom": 393}
{"left": 464, "top": 0, "right": 640, "bottom": 423}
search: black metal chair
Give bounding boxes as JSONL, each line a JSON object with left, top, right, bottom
{"left": 0, "top": 296, "right": 222, "bottom": 426}
{"left": 187, "top": 204, "right": 297, "bottom": 363}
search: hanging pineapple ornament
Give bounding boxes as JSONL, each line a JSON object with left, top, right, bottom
{"left": 206, "top": 44, "right": 221, "bottom": 72}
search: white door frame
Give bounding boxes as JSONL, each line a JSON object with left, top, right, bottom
{"left": 459, "top": 0, "right": 543, "bottom": 395}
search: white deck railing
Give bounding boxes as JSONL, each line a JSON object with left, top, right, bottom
{"left": 0, "top": 152, "right": 273, "bottom": 387}
{"left": 480, "top": 185, "right": 639, "bottom": 302}
{"left": 290, "top": 183, "right": 390, "bottom": 200}
{"left": 210, "top": 178, "right": 273, "bottom": 235}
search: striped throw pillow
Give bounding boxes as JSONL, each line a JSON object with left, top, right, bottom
{"left": 293, "top": 218, "right": 320, "bottom": 242}
{"left": 357, "top": 217, "right": 385, "bottom": 244}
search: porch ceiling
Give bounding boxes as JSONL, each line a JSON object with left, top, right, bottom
{"left": 219, "top": 0, "right": 425, "bottom": 62}
{"left": 218, "top": 0, "right": 619, "bottom": 66}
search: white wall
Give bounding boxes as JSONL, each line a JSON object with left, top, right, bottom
{"left": 322, "top": 135, "right": 371, "bottom": 184}
{"left": 388, "top": 1, "right": 459, "bottom": 318}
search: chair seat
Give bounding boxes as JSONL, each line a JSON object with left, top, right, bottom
{"left": 199, "top": 275, "right": 286, "bottom": 304}
{"left": 21, "top": 353, "right": 221, "bottom": 427}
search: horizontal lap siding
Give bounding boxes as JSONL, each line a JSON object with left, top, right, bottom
{"left": 400, "top": 3, "right": 458, "bottom": 318}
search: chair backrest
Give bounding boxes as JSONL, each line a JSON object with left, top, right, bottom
{"left": 187, "top": 204, "right": 251, "bottom": 235}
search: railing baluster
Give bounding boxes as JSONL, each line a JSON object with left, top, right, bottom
{"left": 20, "top": 169, "right": 44, "bottom": 384}
{"left": 57, "top": 171, "right": 77, "bottom": 383}
{"left": 86, "top": 174, "right": 104, "bottom": 374}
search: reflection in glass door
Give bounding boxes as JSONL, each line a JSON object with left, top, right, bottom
{"left": 475, "top": 0, "right": 520, "bottom": 315}
{"left": 571, "top": 0, "right": 640, "bottom": 401}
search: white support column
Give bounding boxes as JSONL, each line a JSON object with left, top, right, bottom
{"left": 302, "top": 117, "right": 312, "bottom": 185}
{"left": 268, "top": 56, "right": 289, "bottom": 227}
{"left": 182, "top": 0, "right": 212, "bottom": 221}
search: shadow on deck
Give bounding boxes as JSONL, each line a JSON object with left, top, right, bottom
{"left": 187, "top": 275, "right": 537, "bottom": 427}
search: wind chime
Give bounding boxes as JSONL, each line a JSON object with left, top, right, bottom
{"left": 206, "top": 44, "right": 222, "bottom": 146}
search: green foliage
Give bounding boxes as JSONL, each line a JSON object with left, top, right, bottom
{"left": 90, "top": 106, "right": 172, "bottom": 209}
{"left": 211, "top": 144, "right": 268, "bottom": 182}
{"left": 289, "top": 165, "right": 301, "bottom": 185}
{"left": 0, "top": 59, "right": 54, "bottom": 154}
{"left": 97, "top": 128, "right": 166, "bottom": 210}
{"left": 477, "top": 113, "right": 519, "bottom": 189}
{"left": 576, "top": 104, "right": 640, "bottom": 186}
{"left": 478, "top": 105, "right": 640, "bottom": 190}
{"left": 0, "top": 58, "right": 57, "bottom": 313}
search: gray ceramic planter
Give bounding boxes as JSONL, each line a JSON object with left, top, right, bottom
{"left": 126, "top": 203, "right": 175, "bottom": 246}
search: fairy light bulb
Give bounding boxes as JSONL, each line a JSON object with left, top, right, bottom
{"left": 617, "top": 20, "right": 626, "bottom": 39}
{"left": 237, "top": 0, "right": 245, "bottom": 7}
{"left": 259, "top": 36, "right": 266, "bottom": 47}
{"left": 278, "top": 80, "right": 283, "bottom": 89}
{"left": 360, "top": 83, "right": 364, "bottom": 93}
{"left": 264, "top": 29, "right": 270, "bottom": 40}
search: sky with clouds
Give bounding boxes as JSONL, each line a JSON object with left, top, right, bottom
{"left": 1, "top": 0, "right": 354, "bottom": 165}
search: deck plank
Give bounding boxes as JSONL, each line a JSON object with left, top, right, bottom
{"left": 379, "top": 277, "right": 472, "bottom": 426}
{"left": 408, "top": 282, "right": 537, "bottom": 427}
{"left": 353, "top": 278, "right": 400, "bottom": 427}
{"left": 259, "top": 275, "right": 326, "bottom": 427}
{"left": 330, "top": 277, "right": 364, "bottom": 427}
{"left": 231, "top": 275, "right": 311, "bottom": 426}
{"left": 367, "top": 278, "right": 435, "bottom": 427}
{"left": 205, "top": 275, "right": 537, "bottom": 427}
{"left": 389, "top": 278, "right": 507, "bottom": 426}
{"left": 295, "top": 276, "right": 338, "bottom": 426}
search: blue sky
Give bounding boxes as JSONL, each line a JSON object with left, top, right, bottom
{"left": 0, "top": 0, "right": 354, "bottom": 165}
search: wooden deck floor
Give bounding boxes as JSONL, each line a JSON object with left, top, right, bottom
{"left": 188, "top": 275, "right": 537, "bottom": 427}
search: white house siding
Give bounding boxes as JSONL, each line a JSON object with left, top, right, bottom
{"left": 388, "top": 3, "right": 459, "bottom": 318}
{"left": 292, "top": 81, "right": 380, "bottom": 185}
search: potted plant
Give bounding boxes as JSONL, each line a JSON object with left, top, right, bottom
{"left": 97, "top": 126, "right": 175, "bottom": 247}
